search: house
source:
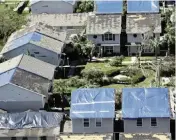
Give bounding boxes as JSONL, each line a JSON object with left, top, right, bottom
{"left": 30, "top": 0, "right": 76, "bottom": 14}
{"left": 0, "top": 111, "right": 63, "bottom": 140}
{"left": 126, "top": 14, "right": 161, "bottom": 56}
{"left": 28, "top": 13, "right": 89, "bottom": 31}
{"left": 1, "top": 24, "right": 66, "bottom": 66}
{"left": 122, "top": 88, "right": 171, "bottom": 133}
{"left": 0, "top": 54, "right": 56, "bottom": 112}
{"left": 70, "top": 88, "right": 115, "bottom": 133}
{"left": 86, "top": 14, "right": 121, "bottom": 56}
{"left": 119, "top": 133, "right": 171, "bottom": 140}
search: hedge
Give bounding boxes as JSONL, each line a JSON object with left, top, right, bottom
{"left": 105, "top": 69, "right": 121, "bottom": 77}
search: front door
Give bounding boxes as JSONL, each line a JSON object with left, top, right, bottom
{"left": 104, "top": 46, "right": 113, "bottom": 56}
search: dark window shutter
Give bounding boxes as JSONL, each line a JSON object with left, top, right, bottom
{"left": 113, "top": 34, "right": 115, "bottom": 40}
{"left": 102, "top": 35, "right": 104, "bottom": 41}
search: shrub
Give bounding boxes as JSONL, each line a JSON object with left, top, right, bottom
{"left": 105, "top": 69, "right": 120, "bottom": 77}
{"left": 109, "top": 56, "right": 123, "bottom": 67}
{"left": 66, "top": 76, "right": 87, "bottom": 88}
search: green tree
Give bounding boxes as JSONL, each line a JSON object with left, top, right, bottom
{"left": 149, "top": 37, "right": 161, "bottom": 59}
{"left": 53, "top": 80, "right": 71, "bottom": 94}
{"left": 75, "top": 0, "right": 94, "bottom": 13}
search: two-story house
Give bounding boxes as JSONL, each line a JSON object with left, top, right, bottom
{"left": 86, "top": 14, "right": 122, "bottom": 56}
{"left": 122, "top": 88, "right": 171, "bottom": 133}
{"left": 0, "top": 54, "right": 56, "bottom": 112}
{"left": 1, "top": 23, "right": 66, "bottom": 66}
{"left": 30, "top": 0, "right": 77, "bottom": 14}
{"left": 70, "top": 88, "right": 115, "bottom": 133}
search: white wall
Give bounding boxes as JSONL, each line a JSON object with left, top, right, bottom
{"left": 31, "top": 1, "right": 73, "bottom": 14}
{"left": 124, "top": 118, "right": 170, "bottom": 133}
{"left": 3, "top": 43, "right": 60, "bottom": 66}
{"left": 72, "top": 118, "right": 114, "bottom": 133}
{"left": 0, "top": 84, "right": 45, "bottom": 112}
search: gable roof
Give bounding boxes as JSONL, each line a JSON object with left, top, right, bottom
{"left": 0, "top": 54, "right": 55, "bottom": 80}
{"left": 1, "top": 32, "right": 64, "bottom": 54}
{"left": 28, "top": 13, "right": 89, "bottom": 27}
{"left": 86, "top": 14, "right": 121, "bottom": 35}
{"left": 126, "top": 14, "right": 161, "bottom": 34}
{"left": 70, "top": 88, "right": 115, "bottom": 119}
{"left": 30, "top": 0, "right": 75, "bottom": 6}
{"left": 122, "top": 88, "right": 170, "bottom": 119}
{"left": 95, "top": 0, "right": 123, "bottom": 14}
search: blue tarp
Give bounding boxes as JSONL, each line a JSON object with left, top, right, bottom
{"left": 0, "top": 69, "right": 16, "bottom": 87}
{"left": 6, "top": 32, "right": 42, "bottom": 53}
{"left": 122, "top": 88, "right": 171, "bottom": 119}
{"left": 95, "top": 0, "right": 123, "bottom": 14}
{"left": 70, "top": 88, "right": 115, "bottom": 118}
{"left": 127, "top": 0, "right": 159, "bottom": 13}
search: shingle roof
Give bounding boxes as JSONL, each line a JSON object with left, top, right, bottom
{"left": 28, "top": 13, "right": 89, "bottom": 27}
{"left": 126, "top": 14, "right": 161, "bottom": 34}
{"left": 86, "top": 14, "right": 122, "bottom": 35}
{"left": 119, "top": 133, "right": 171, "bottom": 140}
{"left": 30, "top": 0, "right": 75, "bottom": 6}
{"left": 70, "top": 88, "right": 115, "bottom": 119}
{"left": 122, "top": 88, "right": 170, "bottom": 118}
{"left": 1, "top": 32, "right": 64, "bottom": 54}
{"left": 0, "top": 54, "right": 55, "bottom": 80}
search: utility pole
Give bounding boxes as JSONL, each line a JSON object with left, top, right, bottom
{"left": 156, "top": 58, "right": 162, "bottom": 87}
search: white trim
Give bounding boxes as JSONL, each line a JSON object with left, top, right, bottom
{"left": 72, "top": 111, "right": 95, "bottom": 114}
{"left": 95, "top": 118, "right": 102, "bottom": 128}
{"left": 83, "top": 118, "right": 90, "bottom": 128}
{"left": 72, "top": 101, "right": 115, "bottom": 106}
{"left": 150, "top": 118, "right": 157, "bottom": 127}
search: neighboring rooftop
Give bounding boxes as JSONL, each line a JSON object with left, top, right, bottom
{"left": 70, "top": 88, "right": 115, "bottom": 119}
{"left": 1, "top": 31, "right": 64, "bottom": 54}
{"left": 122, "top": 88, "right": 170, "bottom": 119}
{"left": 126, "top": 14, "right": 161, "bottom": 33}
{"left": 127, "top": 0, "right": 159, "bottom": 13}
{"left": 86, "top": 15, "right": 121, "bottom": 35}
{"left": 119, "top": 133, "right": 171, "bottom": 140}
{"left": 28, "top": 13, "right": 89, "bottom": 27}
{"left": 0, "top": 54, "right": 56, "bottom": 80}
{"left": 95, "top": 0, "right": 123, "bottom": 14}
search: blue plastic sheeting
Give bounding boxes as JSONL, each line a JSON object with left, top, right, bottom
{"left": 70, "top": 88, "right": 115, "bottom": 118}
{"left": 95, "top": 0, "right": 123, "bottom": 14}
{"left": 122, "top": 88, "right": 170, "bottom": 119}
{"left": 6, "top": 32, "right": 42, "bottom": 52}
{"left": 127, "top": 0, "right": 159, "bottom": 13}
{"left": 0, "top": 69, "right": 16, "bottom": 87}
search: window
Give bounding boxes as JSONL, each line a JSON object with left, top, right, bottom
{"left": 105, "top": 46, "right": 113, "bottom": 54}
{"left": 22, "top": 137, "right": 28, "bottom": 140}
{"left": 151, "top": 118, "right": 157, "bottom": 126}
{"left": 93, "top": 35, "right": 97, "bottom": 39}
{"left": 95, "top": 118, "right": 102, "bottom": 127}
{"left": 133, "top": 34, "right": 137, "bottom": 38}
{"left": 102, "top": 33, "right": 115, "bottom": 41}
{"left": 67, "top": 26, "right": 73, "bottom": 29}
{"left": 41, "top": 136, "right": 47, "bottom": 140}
{"left": 11, "top": 137, "right": 16, "bottom": 140}
{"left": 83, "top": 118, "right": 89, "bottom": 127}
{"left": 136, "top": 118, "right": 142, "bottom": 126}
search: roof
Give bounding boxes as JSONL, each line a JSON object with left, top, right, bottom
{"left": 86, "top": 14, "right": 121, "bottom": 35}
{"left": 0, "top": 111, "right": 63, "bottom": 129}
{"left": 70, "top": 88, "right": 115, "bottom": 119}
{"left": 1, "top": 32, "right": 64, "bottom": 54}
{"left": 28, "top": 13, "right": 89, "bottom": 27}
{"left": 30, "top": 0, "right": 75, "bottom": 6}
{"left": 0, "top": 69, "right": 15, "bottom": 88}
{"left": 7, "top": 23, "right": 67, "bottom": 43}
{"left": 126, "top": 14, "right": 161, "bottom": 34}
{"left": 127, "top": 0, "right": 159, "bottom": 13}
{"left": 119, "top": 133, "right": 171, "bottom": 140}
{"left": 65, "top": 29, "right": 85, "bottom": 41}
{"left": 95, "top": 0, "right": 123, "bottom": 14}
{"left": 0, "top": 54, "right": 56, "bottom": 80}
{"left": 122, "top": 88, "right": 170, "bottom": 119}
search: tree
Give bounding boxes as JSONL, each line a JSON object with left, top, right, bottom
{"left": 149, "top": 37, "right": 161, "bottom": 59}
{"left": 0, "top": 7, "right": 26, "bottom": 43}
{"left": 75, "top": 0, "right": 94, "bottom": 13}
{"left": 53, "top": 80, "right": 71, "bottom": 94}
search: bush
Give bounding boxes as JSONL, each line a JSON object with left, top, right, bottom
{"left": 109, "top": 56, "right": 123, "bottom": 67}
{"left": 66, "top": 76, "right": 87, "bottom": 88}
{"left": 105, "top": 69, "right": 120, "bottom": 77}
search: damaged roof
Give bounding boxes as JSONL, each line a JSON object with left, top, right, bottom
{"left": 126, "top": 14, "right": 161, "bottom": 34}
{"left": 30, "top": 0, "right": 75, "bottom": 6}
{"left": 86, "top": 14, "right": 121, "bottom": 35}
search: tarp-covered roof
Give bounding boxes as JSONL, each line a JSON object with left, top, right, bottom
{"left": 0, "top": 111, "right": 63, "bottom": 129}
{"left": 122, "top": 88, "right": 171, "bottom": 119}
{"left": 70, "top": 88, "right": 115, "bottom": 119}
{"left": 127, "top": 0, "right": 159, "bottom": 13}
{"left": 95, "top": 0, "right": 123, "bottom": 14}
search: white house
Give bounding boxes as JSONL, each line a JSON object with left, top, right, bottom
{"left": 122, "top": 88, "right": 171, "bottom": 133}
{"left": 0, "top": 54, "right": 56, "bottom": 112}
{"left": 86, "top": 14, "right": 121, "bottom": 56}
{"left": 0, "top": 111, "right": 63, "bottom": 140}
{"left": 70, "top": 88, "right": 115, "bottom": 134}
{"left": 126, "top": 14, "right": 161, "bottom": 56}
{"left": 30, "top": 0, "right": 76, "bottom": 14}
{"left": 1, "top": 24, "right": 66, "bottom": 66}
